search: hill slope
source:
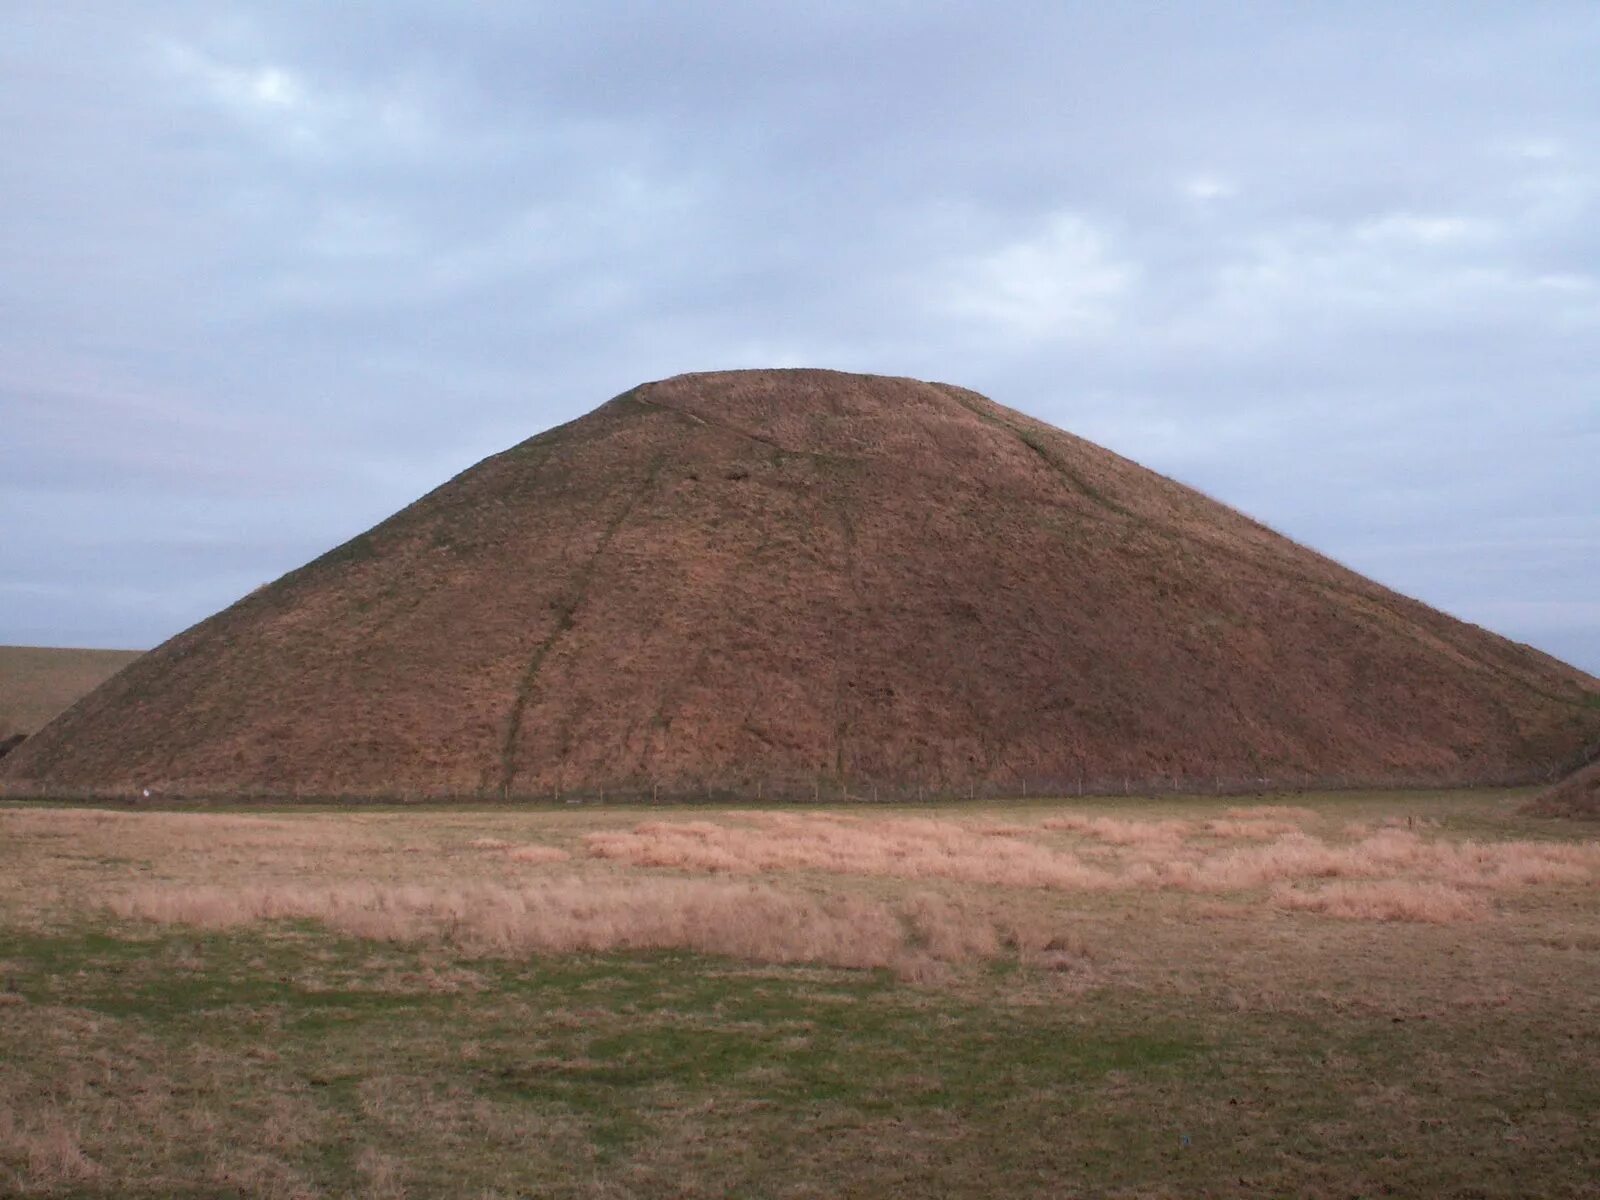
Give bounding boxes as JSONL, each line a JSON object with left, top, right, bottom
{"left": 0, "top": 646, "right": 142, "bottom": 741}
{"left": 4, "top": 369, "right": 1597, "bottom": 799}
{"left": 1523, "top": 756, "right": 1600, "bottom": 819}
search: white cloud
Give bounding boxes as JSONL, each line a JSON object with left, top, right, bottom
{"left": 152, "top": 38, "right": 444, "bottom": 162}
{"left": 935, "top": 212, "right": 1135, "bottom": 343}
{"left": 1182, "top": 175, "right": 1237, "bottom": 202}
{"left": 244, "top": 66, "right": 300, "bottom": 109}
{"left": 1533, "top": 273, "right": 1597, "bottom": 293}
{"left": 156, "top": 39, "right": 325, "bottom": 151}
{"left": 1165, "top": 200, "right": 1600, "bottom": 355}
{"left": 1511, "top": 137, "right": 1564, "bottom": 161}
{"left": 5, "top": 5, "right": 1597, "bottom": 667}
{"left": 1353, "top": 214, "right": 1495, "bottom": 245}
{"left": 160, "top": 40, "right": 308, "bottom": 116}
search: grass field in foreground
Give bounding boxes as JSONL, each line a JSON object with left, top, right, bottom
{"left": 2, "top": 790, "right": 1598, "bottom": 1198}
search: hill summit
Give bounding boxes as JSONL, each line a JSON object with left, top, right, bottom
{"left": 6, "top": 369, "right": 1598, "bottom": 800}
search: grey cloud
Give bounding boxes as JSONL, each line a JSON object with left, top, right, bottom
{"left": 4, "top": 2, "right": 1598, "bottom": 671}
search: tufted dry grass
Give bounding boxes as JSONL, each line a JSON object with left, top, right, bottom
{"left": 580, "top": 808, "right": 1600, "bottom": 920}
{"left": 4, "top": 799, "right": 1597, "bottom": 960}
{"left": 100, "top": 877, "right": 1018, "bottom": 981}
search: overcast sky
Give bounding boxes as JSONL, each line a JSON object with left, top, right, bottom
{"left": 4, "top": 2, "right": 1598, "bottom": 673}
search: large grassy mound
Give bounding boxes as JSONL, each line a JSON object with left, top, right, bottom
{"left": 5, "top": 369, "right": 1597, "bottom": 799}
{"left": 1525, "top": 756, "right": 1600, "bottom": 818}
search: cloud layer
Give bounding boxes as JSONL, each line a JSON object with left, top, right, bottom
{"left": 5, "top": 3, "right": 1598, "bottom": 672}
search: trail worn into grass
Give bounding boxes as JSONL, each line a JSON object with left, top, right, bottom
{"left": 2, "top": 789, "right": 1599, "bottom": 1197}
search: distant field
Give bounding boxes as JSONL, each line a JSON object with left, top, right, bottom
{"left": 0, "top": 646, "right": 142, "bottom": 739}
{"left": 2, "top": 789, "right": 1598, "bottom": 1197}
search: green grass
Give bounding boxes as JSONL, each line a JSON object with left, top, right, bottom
{"left": 1, "top": 924, "right": 1207, "bottom": 1195}
{"left": 7, "top": 918, "right": 1596, "bottom": 1198}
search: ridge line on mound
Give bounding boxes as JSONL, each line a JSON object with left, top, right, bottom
{"left": 495, "top": 451, "right": 668, "bottom": 798}
{"left": 638, "top": 375, "right": 1591, "bottom": 712}
{"left": 937, "top": 388, "right": 1592, "bottom": 709}
{"left": 936, "top": 386, "right": 1136, "bottom": 520}
{"left": 1329, "top": 590, "right": 1596, "bottom": 710}
{"left": 626, "top": 392, "right": 839, "bottom": 463}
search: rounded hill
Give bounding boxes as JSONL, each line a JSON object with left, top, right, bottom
{"left": 1524, "top": 756, "right": 1600, "bottom": 819}
{"left": 5, "top": 369, "right": 1598, "bottom": 800}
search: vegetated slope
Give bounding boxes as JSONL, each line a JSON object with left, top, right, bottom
{"left": 1524, "top": 756, "right": 1600, "bottom": 819}
{"left": 0, "top": 646, "right": 142, "bottom": 740}
{"left": 4, "top": 369, "right": 1597, "bottom": 800}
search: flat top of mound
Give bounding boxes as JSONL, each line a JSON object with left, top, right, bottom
{"left": 0, "top": 645, "right": 143, "bottom": 738}
{"left": 4, "top": 368, "right": 1598, "bottom": 800}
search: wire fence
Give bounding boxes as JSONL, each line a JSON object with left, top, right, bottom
{"left": 3, "top": 758, "right": 1591, "bottom": 808}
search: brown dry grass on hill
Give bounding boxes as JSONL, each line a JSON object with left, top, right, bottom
{"left": 0, "top": 646, "right": 140, "bottom": 740}
{"left": 5, "top": 369, "right": 1597, "bottom": 800}
{"left": 1525, "top": 756, "right": 1600, "bottom": 818}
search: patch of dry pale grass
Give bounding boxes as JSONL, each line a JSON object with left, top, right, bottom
{"left": 1200, "top": 817, "right": 1304, "bottom": 839}
{"left": 503, "top": 844, "right": 571, "bottom": 864}
{"left": 1271, "top": 881, "right": 1489, "bottom": 923}
{"left": 582, "top": 812, "right": 1600, "bottom": 923}
{"left": 102, "top": 876, "right": 1039, "bottom": 980}
{"left": 1037, "top": 814, "right": 1195, "bottom": 844}
{"left": 1096, "top": 829, "right": 1600, "bottom": 895}
{"left": 585, "top": 813, "right": 1119, "bottom": 890}
{"left": 467, "top": 837, "right": 570, "bottom": 864}
{"left": 354, "top": 1146, "right": 405, "bottom": 1200}
{"left": 0, "top": 1110, "right": 103, "bottom": 1191}
{"left": 8, "top": 803, "right": 1600, "bottom": 977}
{"left": 1222, "top": 804, "right": 1320, "bottom": 821}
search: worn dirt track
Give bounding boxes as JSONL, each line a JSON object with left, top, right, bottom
{"left": 5, "top": 369, "right": 1597, "bottom": 799}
